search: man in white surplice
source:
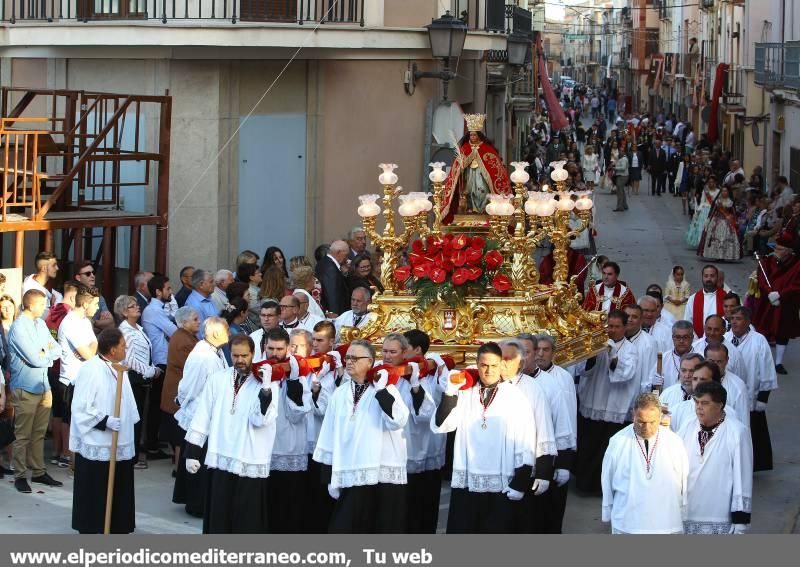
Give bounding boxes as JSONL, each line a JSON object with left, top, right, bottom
{"left": 432, "top": 342, "right": 537, "bottom": 533}
{"left": 679, "top": 380, "right": 752, "bottom": 534}
{"left": 691, "top": 315, "right": 743, "bottom": 378}
{"left": 601, "top": 393, "right": 689, "bottom": 534}
{"left": 660, "top": 321, "right": 696, "bottom": 390}
{"left": 702, "top": 344, "right": 750, "bottom": 427}
{"left": 623, "top": 304, "right": 658, "bottom": 393}
{"left": 312, "top": 340, "right": 409, "bottom": 533}
{"left": 724, "top": 306, "right": 779, "bottom": 472}
{"left": 575, "top": 310, "right": 638, "bottom": 493}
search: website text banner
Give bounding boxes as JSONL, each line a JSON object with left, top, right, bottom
{"left": 0, "top": 535, "right": 795, "bottom": 567}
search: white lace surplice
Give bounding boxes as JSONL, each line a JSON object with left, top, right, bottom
{"left": 312, "top": 378, "right": 409, "bottom": 489}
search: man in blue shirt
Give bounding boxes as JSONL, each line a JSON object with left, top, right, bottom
{"left": 8, "top": 289, "right": 62, "bottom": 493}
{"left": 141, "top": 275, "right": 177, "bottom": 459}
{"left": 184, "top": 269, "right": 219, "bottom": 338}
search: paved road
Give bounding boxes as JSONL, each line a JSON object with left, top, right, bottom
{"left": 2, "top": 172, "right": 798, "bottom": 534}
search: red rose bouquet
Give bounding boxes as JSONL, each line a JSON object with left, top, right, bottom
{"left": 394, "top": 234, "right": 512, "bottom": 308}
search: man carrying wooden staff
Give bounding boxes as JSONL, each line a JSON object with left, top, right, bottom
{"left": 70, "top": 328, "right": 139, "bottom": 534}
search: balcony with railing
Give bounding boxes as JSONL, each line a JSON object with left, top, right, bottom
{"left": 755, "top": 42, "right": 800, "bottom": 89}
{"left": 1, "top": 0, "right": 365, "bottom": 25}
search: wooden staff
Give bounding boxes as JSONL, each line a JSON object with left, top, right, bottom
{"left": 104, "top": 363, "right": 126, "bottom": 535}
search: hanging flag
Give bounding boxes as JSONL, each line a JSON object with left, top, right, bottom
{"left": 707, "top": 63, "right": 729, "bottom": 144}
{"left": 536, "top": 34, "right": 568, "bottom": 131}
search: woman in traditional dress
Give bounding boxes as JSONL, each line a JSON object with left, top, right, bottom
{"left": 581, "top": 145, "right": 599, "bottom": 190}
{"left": 664, "top": 265, "right": 692, "bottom": 321}
{"left": 686, "top": 175, "right": 720, "bottom": 248}
{"left": 697, "top": 187, "right": 742, "bottom": 261}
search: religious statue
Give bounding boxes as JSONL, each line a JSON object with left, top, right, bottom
{"left": 440, "top": 114, "right": 512, "bottom": 225}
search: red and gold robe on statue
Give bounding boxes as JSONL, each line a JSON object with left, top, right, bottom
{"left": 441, "top": 140, "right": 512, "bottom": 225}
{"left": 582, "top": 282, "right": 636, "bottom": 314}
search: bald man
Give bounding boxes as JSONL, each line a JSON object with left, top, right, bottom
{"left": 315, "top": 240, "right": 351, "bottom": 317}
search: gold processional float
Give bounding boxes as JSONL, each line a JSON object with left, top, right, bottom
{"left": 340, "top": 124, "right": 607, "bottom": 367}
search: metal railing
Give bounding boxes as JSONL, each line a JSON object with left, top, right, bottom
{"left": 755, "top": 42, "right": 800, "bottom": 89}
{"left": 453, "top": 1, "right": 527, "bottom": 34}
{"left": 1, "top": 0, "right": 365, "bottom": 25}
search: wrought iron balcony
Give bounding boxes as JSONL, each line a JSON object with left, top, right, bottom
{"left": 0, "top": 0, "right": 365, "bottom": 25}
{"left": 755, "top": 42, "right": 800, "bottom": 89}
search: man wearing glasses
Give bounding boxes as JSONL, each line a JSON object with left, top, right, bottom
{"left": 313, "top": 339, "right": 409, "bottom": 533}
{"left": 292, "top": 290, "right": 323, "bottom": 332}
{"left": 73, "top": 260, "right": 115, "bottom": 332}
{"left": 658, "top": 320, "right": 696, "bottom": 390}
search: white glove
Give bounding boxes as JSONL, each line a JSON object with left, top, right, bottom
{"left": 408, "top": 362, "right": 420, "bottom": 389}
{"left": 185, "top": 458, "right": 201, "bottom": 475}
{"left": 318, "top": 361, "right": 331, "bottom": 379}
{"left": 373, "top": 369, "right": 389, "bottom": 391}
{"left": 269, "top": 380, "right": 281, "bottom": 400}
{"left": 652, "top": 373, "right": 664, "bottom": 387}
{"left": 426, "top": 353, "right": 446, "bottom": 375}
{"left": 502, "top": 486, "right": 525, "bottom": 501}
{"left": 106, "top": 416, "right": 122, "bottom": 432}
{"left": 327, "top": 351, "right": 343, "bottom": 369}
{"left": 258, "top": 364, "right": 272, "bottom": 385}
{"left": 532, "top": 478, "right": 551, "bottom": 496}
{"left": 754, "top": 400, "right": 768, "bottom": 412}
{"left": 607, "top": 338, "right": 616, "bottom": 349}
{"left": 445, "top": 369, "right": 464, "bottom": 396}
{"left": 554, "top": 469, "right": 570, "bottom": 487}
{"left": 327, "top": 484, "right": 340, "bottom": 500}
{"left": 768, "top": 291, "right": 780, "bottom": 306}
{"left": 288, "top": 355, "right": 300, "bottom": 380}
{"left": 730, "top": 523, "right": 749, "bottom": 535}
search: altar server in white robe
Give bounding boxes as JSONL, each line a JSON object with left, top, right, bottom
{"left": 533, "top": 333, "right": 578, "bottom": 533}
{"left": 660, "top": 353, "right": 703, "bottom": 416}
{"left": 70, "top": 329, "right": 140, "bottom": 534}
{"left": 702, "top": 344, "right": 750, "bottom": 427}
{"left": 173, "top": 317, "right": 229, "bottom": 517}
{"left": 659, "top": 321, "right": 696, "bottom": 389}
{"left": 184, "top": 334, "right": 279, "bottom": 533}
{"left": 724, "top": 306, "right": 779, "bottom": 471}
{"left": 501, "top": 340, "right": 569, "bottom": 534}
{"left": 624, "top": 305, "right": 659, "bottom": 393}
{"left": 668, "top": 359, "right": 728, "bottom": 432}
{"left": 640, "top": 295, "right": 673, "bottom": 356}
{"left": 306, "top": 320, "right": 342, "bottom": 532}
{"left": 691, "top": 315, "right": 743, "bottom": 377}
{"left": 262, "top": 327, "right": 313, "bottom": 534}
{"left": 680, "top": 381, "right": 753, "bottom": 534}
{"left": 601, "top": 393, "right": 689, "bottom": 534}
{"left": 313, "top": 340, "right": 409, "bottom": 533}
{"left": 575, "top": 310, "right": 638, "bottom": 493}
{"left": 432, "top": 342, "right": 537, "bottom": 533}
{"left": 333, "top": 286, "right": 375, "bottom": 343}
{"left": 403, "top": 329, "right": 447, "bottom": 534}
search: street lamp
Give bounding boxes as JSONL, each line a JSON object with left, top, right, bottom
{"left": 506, "top": 33, "right": 531, "bottom": 67}
{"left": 404, "top": 11, "right": 468, "bottom": 101}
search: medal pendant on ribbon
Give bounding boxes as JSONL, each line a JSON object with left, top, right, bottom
{"left": 230, "top": 408, "right": 235, "bottom": 415}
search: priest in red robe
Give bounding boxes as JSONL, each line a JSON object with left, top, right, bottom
{"left": 441, "top": 113, "right": 512, "bottom": 225}
{"left": 582, "top": 261, "right": 635, "bottom": 314}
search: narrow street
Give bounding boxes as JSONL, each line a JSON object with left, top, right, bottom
{"left": 1, "top": 170, "right": 798, "bottom": 535}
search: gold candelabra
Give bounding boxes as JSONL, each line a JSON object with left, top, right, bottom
{"left": 487, "top": 161, "right": 594, "bottom": 286}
